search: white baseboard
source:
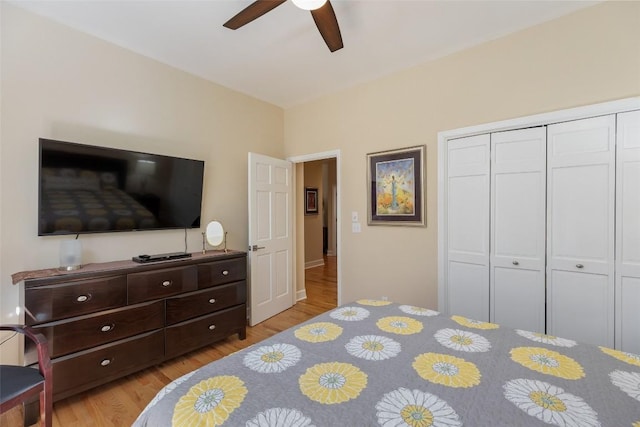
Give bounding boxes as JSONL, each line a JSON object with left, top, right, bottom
{"left": 326, "top": 250, "right": 336, "bottom": 256}
{"left": 296, "top": 289, "right": 307, "bottom": 301}
{"left": 305, "top": 259, "right": 325, "bottom": 269}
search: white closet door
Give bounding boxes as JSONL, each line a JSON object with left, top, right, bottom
{"left": 547, "top": 115, "right": 615, "bottom": 347}
{"left": 616, "top": 110, "right": 640, "bottom": 353}
{"left": 490, "top": 127, "right": 546, "bottom": 332}
{"left": 446, "top": 134, "right": 490, "bottom": 321}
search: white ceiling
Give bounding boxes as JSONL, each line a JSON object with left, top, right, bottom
{"left": 10, "top": 0, "right": 598, "bottom": 108}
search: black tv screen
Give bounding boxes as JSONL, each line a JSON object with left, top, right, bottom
{"left": 38, "top": 138, "right": 205, "bottom": 236}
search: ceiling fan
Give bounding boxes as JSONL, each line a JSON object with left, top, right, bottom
{"left": 223, "top": 0, "right": 344, "bottom": 52}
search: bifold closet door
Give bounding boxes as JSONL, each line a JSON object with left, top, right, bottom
{"left": 490, "top": 128, "right": 546, "bottom": 333}
{"left": 445, "top": 134, "right": 490, "bottom": 321}
{"left": 547, "top": 115, "right": 615, "bottom": 347}
{"left": 616, "top": 110, "right": 640, "bottom": 354}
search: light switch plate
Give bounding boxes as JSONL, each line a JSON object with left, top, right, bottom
{"left": 351, "top": 211, "right": 358, "bottom": 222}
{"left": 352, "top": 222, "right": 361, "bottom": 233}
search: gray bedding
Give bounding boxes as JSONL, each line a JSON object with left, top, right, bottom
{"left": 133, "top": 300, "right": 640, "bottom": 426}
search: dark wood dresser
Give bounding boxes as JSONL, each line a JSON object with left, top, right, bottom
{"left": 15, "top": 250, "right": 246, "bottom": 402}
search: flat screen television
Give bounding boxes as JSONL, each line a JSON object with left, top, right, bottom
{"left": 38, "top": 138, "right": 205, "bottom": 236}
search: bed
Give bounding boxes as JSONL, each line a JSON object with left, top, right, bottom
{"left": 133, "top": 300, "right": 640, "bottom": 426}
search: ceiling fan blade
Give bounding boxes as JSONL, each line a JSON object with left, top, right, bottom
{"left": 223, "top": 0, "right": 287, "bottom": 30}
{"left": 310, "top": 0, "right": 343, "bottom": 52}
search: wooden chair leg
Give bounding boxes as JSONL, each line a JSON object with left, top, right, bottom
{"left": 40, "top": 385, "right": 52, "bottom": 427}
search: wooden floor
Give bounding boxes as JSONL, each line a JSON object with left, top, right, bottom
{"left": 2, "top": 256, "right": 337, "bottom": 427}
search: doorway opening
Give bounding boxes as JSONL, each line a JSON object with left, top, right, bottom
{"left": 289, "top": 150, "right": 341, "bottom": 309}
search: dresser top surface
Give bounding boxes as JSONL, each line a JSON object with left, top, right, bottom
{"left": 13, "top": 250, "right": 246, "bottom": 286}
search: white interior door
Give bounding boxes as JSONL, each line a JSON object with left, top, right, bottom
{"left": 445, "top": 134, "right": 490, "bottom": 321}
{"left": 547, "top": 115, "right": 615, "bottom": 347}
{"left": 248, "top": 152, "right": 293, "bottom": 326}
{"left": 616, "top": 110, "right": 640, "bottom": 353}
{"left": 490, "top": 127, "right": 546, "bottom": 332}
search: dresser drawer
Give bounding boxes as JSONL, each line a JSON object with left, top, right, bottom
{"left": 25, "top": 276, "right": 127, "bottom": 324}
{"left": 197, "top": 257, "right": 246, "bottom": 289}
{"left": 165, "top": 281, "right": 246, "bottom": 325}
{"left": 165, "top": 304, "right": 246, "bottom": 359}
{"left": 32, "top": 301, "right": 164, "bottom": 359}
{"left": 128, "top": 265, "right": 198, "bottom": 304}
{"left": 51, "top": 330, "right": 164, "bottom": 401}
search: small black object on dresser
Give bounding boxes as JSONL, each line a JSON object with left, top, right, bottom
{"left": 132, "top": 252, "right": 192, "bottom": 263}
{"left": 20, "top": 251, "right": 246, "bottom": 402}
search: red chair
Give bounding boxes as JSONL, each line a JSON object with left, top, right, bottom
{"left": 0, "top": 325, "right": 52, "bottom": 427}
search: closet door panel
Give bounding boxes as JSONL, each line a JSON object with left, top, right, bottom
{"left": 616, "top": 110, "right": 640, "bottom": 353}
{"left": 490, "top": 128, "right": 545, "bottom": 332}
{"left": 620, "top": 160, "right": 640, "bottom": 264}
{"left": 550, "top": 164, "right": 611, "bottom": 269}
{"left": 549, "top": 270, "right": 611, "bottom": 344}
{"left": 446, "top": 135, "right": 490, "bottom": 321}
{"left": 493, "top": 173, "right": 542, "bottom": 259}
{"left": 493, "top": 267, "right": 544, "bottom": 332}
{"left": 619, "top": 277, "right": 640, "bottom": 354}
{"left": 547, "top": 115, "right": 615, "bottom": 347}
{"left": 448, "top": 261, "right": 489, "bottom": 321}
{"left": 449, "top": 176, "right": 488, "bottom": 255}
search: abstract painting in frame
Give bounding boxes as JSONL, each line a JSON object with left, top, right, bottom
{"left": 305, "top": 187, "right": 318, "bottom": 215}
{"left": 367, "top": 145, "right": 425, "bottom": 226}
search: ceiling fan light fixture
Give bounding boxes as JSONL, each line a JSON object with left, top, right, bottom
{"left": 291, "top": 0, "right": 327, "bottom": 11}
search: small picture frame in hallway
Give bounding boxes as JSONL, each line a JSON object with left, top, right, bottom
{"left": 305, "top": 187, "right": 318, "bottom": 214}
{"left": 367, "top": 145, "right": 425, "bottom": 226}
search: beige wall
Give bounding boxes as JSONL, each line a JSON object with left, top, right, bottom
{"left": 284, "top": 1, "right": 640, "bottom": 307}
{"left": 0, "top": 4, "right": 283, "bottom": 361}
{"left": 303, "top": 161, "right": 324, "bottom": 266}
{"left": 1, "top": 1, "right": 639, "bottom": 363}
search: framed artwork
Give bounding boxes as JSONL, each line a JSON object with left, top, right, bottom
{"left": 305, "top": 187, "right": 318, "bottom": 214}
{"left": 367, "top": 145, "right": 426, "bottom": 226}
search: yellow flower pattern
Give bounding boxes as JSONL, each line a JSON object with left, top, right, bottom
{"left": 510, "top": 347, "right": 585, "bottom": 380}
{"left": 299, "top": 362, "right": 368, "bottom": 404}
{"left": 600, "top": 346, "right": 640, "bottom": 367}
{"left": 357, "top": 299, "right": 393, "bottom": 306}
{"left": 451, "top": 315, "right": 499, "bottom": 330}
{"left": 172, "top": 376, "right": 247, "bottom": 426}
{"left": 294, "top": 322, "right": 343, "bottom": 343}
{"left": 413, "top": 352, "right": 481, "bottom": 388}
{"left": 377, "top": 316, "right": 424, "bottom": 335}
{"left": 134, "top": 302, "right": 638, "bottom": 427}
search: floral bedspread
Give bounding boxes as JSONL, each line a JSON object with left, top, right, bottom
{"left": 133, "top": 300, "right": 640, "bottom": 426}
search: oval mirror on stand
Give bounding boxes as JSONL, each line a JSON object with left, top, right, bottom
{"left": 202, "top": 220, "right": 227, "bottom": 253}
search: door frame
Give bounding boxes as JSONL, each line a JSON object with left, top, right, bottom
{"left": 437, "top": 96, "right": 640, "bottom": 313}
{"left": 288, "top": 149, "right": 342, "bottom": 306}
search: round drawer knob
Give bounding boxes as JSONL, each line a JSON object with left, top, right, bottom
{"left": 209, "top": 325, "right": 216, "bottom": 330}
{"left": 209, "top": 298, "right": 216, "bottom": 304}
{"left": 162, "top": 280, "right": 172, "bottom": 287}
{"left": 576, "top": 264, "right": 584, "bottom": 269}
{"left": 100, "top": 359, "right": 111, "bottom": 367}
{"left": 512, "top": 260, "right": 519, "bottom": 266}
{"left": 101, "top": 324, "right": 113, "bottom": 332}
{"left": 76, "top": 295, "right": 89, "bottom": 302}
{"left": 222, "top": 270, "right": 229, "bottom": 276}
